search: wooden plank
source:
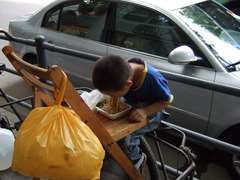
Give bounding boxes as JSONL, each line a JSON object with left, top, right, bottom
{"left": 96, "top": 113, "right": 148, "bottom": 141}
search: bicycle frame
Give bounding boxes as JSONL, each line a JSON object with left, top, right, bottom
{"left": 147, "top": 122, "right": 197, "bottom": 180}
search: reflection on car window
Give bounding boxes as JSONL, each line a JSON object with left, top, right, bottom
{"left": 174, "top": 1, "right": 240, "bottom": 71}
{"left": 42, "top": 8, "right": 60, "bottom": 30}
{"left": 112, "top": 3, "right": 192, "bottom": 58}
{"left": 42, "top": 1, "right": 109, "bottom": 42}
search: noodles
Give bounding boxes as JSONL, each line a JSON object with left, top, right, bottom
{"left": 101, "top": 97, "right": 129, "bottom": 114}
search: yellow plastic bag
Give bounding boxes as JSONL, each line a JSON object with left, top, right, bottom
{"left": 12, "top": 73, "right": 105, "bottom": 180}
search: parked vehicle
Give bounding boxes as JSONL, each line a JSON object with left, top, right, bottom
{"left": 8, "top": 0, "right": 240, "bottom": 178}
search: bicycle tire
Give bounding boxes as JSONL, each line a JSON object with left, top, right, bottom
{"left": 140, "top": 136, "right": 160, "bottom": 180}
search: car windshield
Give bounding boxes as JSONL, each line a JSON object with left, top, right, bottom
{"left": 174, "top": 1, "right": 240, "bottom": 72}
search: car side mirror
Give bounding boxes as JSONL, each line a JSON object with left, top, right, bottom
{"left": 168, "top": 45, "right": 198, "bottom": 64}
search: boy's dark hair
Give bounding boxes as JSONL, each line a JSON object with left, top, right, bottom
{"left": 92, "top": 55, "right": 132, "bottom": 91}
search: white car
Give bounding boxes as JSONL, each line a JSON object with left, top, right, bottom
{"left": 8, "top": 0, "right": 240, "bottom": 178}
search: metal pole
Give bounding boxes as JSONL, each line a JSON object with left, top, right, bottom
{"left": 160, "top": 70, "right": 240, "bottom": 97}
{"left": 0, "top": 88, "right": 24, "bottom": 122}
{"left": 0, "top": 95, "right": 32, "bottom": 109}
{"left": 4, "top": 67, "right": 19, "bottom": 76}
{"left": 35, "top": 35, "right": 47, "bottom": 69}
{"left": 153, "top": 131, "right": 169, "bottom": 180}
{"left": 156, "top": 161, "right": 199, "bottom": 180}
{"left": 163, "top": 121, "right": 240, "bottom": 156}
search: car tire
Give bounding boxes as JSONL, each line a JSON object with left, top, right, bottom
{"left": 222, "top": 128, "right": 240, "bottom": 180}
{"left": 23, "top": 54, "right": 37, "bottom": 65}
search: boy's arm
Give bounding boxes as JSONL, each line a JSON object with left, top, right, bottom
{"left": 128, "top": 95, "right": 173, "bottom": 122}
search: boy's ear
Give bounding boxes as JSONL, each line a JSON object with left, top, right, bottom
{"left": 126, "top": 80, "right": 133, "bottom": 87}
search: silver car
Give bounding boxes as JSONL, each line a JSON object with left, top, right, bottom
{"left": 8, "top": 0, "right": 240, "bottom": 178}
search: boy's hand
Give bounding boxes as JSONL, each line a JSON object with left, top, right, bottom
{"left": 128, "top": 100, "right": 171, "bottom": 122}
{"left": 128, "top": 108, "right": 147, "bottom": 122}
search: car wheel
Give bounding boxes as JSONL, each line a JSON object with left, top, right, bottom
{"left": 23, "top": 53, "right": 37, "bottom": 65}
{"left": 222, "top": 128, "right": 240, "bottom": 180}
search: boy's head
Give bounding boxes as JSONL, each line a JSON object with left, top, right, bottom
{"left": 92, "top": 55, "right": 132, "bottom": 96}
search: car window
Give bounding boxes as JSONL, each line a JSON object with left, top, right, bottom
{"left": 42, "top": 8, "right": 60, "bottom": 31}
{"left": 42, "top": 1, "right": 110, "bottom": 41}
{"left": 112, "top": 3, "right": 191, "bottom": 58}
{"left": 175, "top": 1, "right": 240, "bottom": 71}
{"left": 217, "top": 0, "right": 234, "bottom": 3}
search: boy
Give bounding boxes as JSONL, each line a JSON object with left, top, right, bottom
{"left": 92, "top": 55, "right": 173, "bottom": 172}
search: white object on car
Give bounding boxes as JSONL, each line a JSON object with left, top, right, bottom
{"left": 168, "top": 45, "right": 198, "bottom": 64}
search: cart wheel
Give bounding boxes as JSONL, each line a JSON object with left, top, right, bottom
{"left": 140, "top": 136, "right": 160, "bottom": 180}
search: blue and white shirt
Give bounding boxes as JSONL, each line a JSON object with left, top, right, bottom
{"left": 124, "top": 58, "right": 173, "bottom": 109}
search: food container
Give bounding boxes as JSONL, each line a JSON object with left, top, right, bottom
{"left": 96, "top": 99, "right": 132, "bottom": 120}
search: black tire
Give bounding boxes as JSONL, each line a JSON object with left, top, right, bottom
{"left": 222, "top": 128, "right": 240, "bottom": 180}
{"left": 23, "top": 54, "right": 37, "bottom": 65}
{"left": 140, "top": 136, "right": 160, "bottom": 180}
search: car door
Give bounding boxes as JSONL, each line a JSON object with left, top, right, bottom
{"left": 38, "top": 1, "right": 110, "bottom": 87}
{"left": 106, "top": 2, "right": 216, "bottom": 134}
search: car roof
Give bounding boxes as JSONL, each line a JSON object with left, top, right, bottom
{"left": 127, "top": 0, "right": 207, "bottom": 10}
{"left": 50, "top": 0, "right": 208, "bottom": 11}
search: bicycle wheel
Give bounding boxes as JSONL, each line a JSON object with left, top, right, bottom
{"left": 140, "top": 136, "right": 160, "bottom": 180}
